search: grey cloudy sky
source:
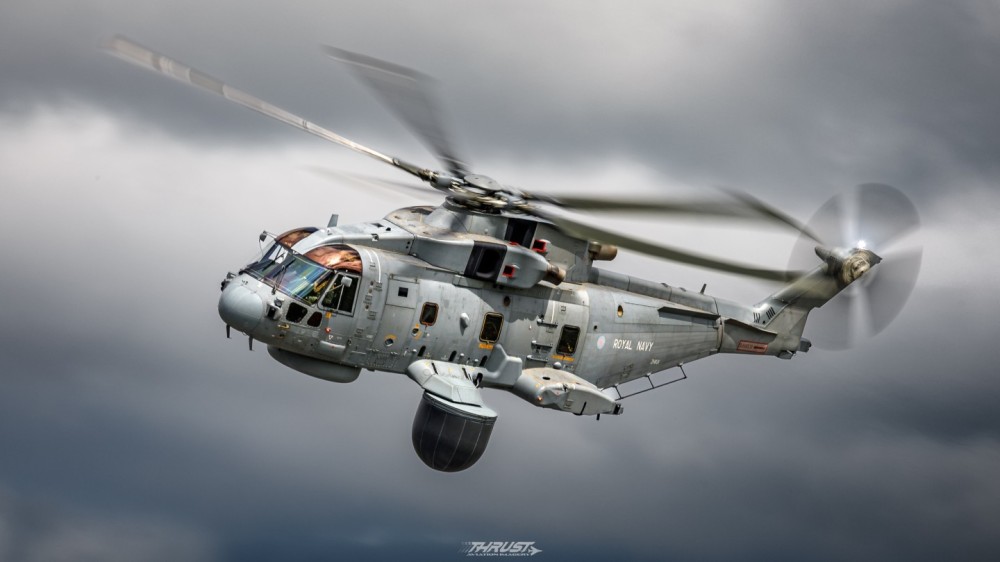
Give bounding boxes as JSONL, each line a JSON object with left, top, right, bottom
{"left": 2, "top": 1, "right": 1000, "bottom": 560}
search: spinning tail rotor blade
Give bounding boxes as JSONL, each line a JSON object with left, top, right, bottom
{"left": 865, "top": 247, "right": 922, "bottom": 335}
{"left": 789, "top": 196, "right": 847, "bottom": 272}
{"left": 103, "top": 36, "right": 435, "bottom": 182}
{"left": 790, "top": 184, "right": 922, "bottom": 349}
{"left": 855, "top": 183, "right": 921, "bottom": 249}
{"left": 323, "top": 46, "right": 470, "bottom": 179}
{"left": 804, "top": 281, "right": 858, "bottom": 350}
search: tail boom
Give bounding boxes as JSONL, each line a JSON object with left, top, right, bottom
{"left": 719, "top": 246, "right": 881, "bottom": 358}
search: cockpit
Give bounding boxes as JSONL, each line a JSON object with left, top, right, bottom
{"left": 242, "top": 228, "right": 363, "bottom": 317}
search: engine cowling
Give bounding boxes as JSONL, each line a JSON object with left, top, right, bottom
{"left": 411, "top": 392, "right": 497, "bottom": 472}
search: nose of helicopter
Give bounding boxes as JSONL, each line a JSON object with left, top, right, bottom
{"left": 218, "top": 283, "right": 265, "bottom": 333}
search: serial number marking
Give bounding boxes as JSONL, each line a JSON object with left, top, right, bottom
{"left": 737, "top": 340, "right": 768, "bottom": 354}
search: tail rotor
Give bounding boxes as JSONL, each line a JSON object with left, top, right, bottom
{"left": 790, "top": 183, "right": 922, "bottom": 349}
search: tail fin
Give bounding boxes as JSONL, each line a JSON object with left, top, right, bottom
{"left": 719, "top": 247, "right": 881, "bottom": 358}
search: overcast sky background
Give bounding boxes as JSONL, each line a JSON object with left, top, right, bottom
{"left": 2, "top": 1, "right": 999, "bottom": 560}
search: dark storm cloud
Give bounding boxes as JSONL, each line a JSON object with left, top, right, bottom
{"left": 3, "top": 1, "right": 1000, "bottom": 561}
{"left": 4, "top": 0, "right": 999, "bottom": 202}
{"left": 0, "top": 489, "right": 215, "bottom": 562}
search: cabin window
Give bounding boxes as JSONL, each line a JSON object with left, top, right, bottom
{"left": 420, "top": 303, "right": 439, "bottom": 326}
{"left": 320, "top": 273, "right": 359, "bottom": 314}
{"left": 479, "top": 312, "right": 504, "bottom": 343}
{"left": 556, "top": 325, "right": 581, "bottom": 355}
{"left": 464, "top": 242, "right": 507, "bottom": 280}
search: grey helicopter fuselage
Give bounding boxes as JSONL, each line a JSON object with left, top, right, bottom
{"left": 222, "top": 202, "right": 794, "bottom": 385}
{"left": 218, "top": 200, "right": 863, "bottom": 471}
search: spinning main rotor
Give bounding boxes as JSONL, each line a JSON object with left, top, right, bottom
{"left": 104, "top": 36, "right": 825, "bottom": 281}
{"left": 105, "top": 36, "right": 920, "bottom": 318}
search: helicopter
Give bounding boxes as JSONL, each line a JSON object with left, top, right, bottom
{"left": 106, "top": 36, "right": 921, "bottom": 472}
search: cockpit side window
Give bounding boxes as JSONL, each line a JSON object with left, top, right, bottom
{"left": 337, "top": 275, "right": 358, "bottom": 313}
{"left": 320, "top": 285, "right": 340, "bottom": 309}
{"left": 320, "top": 273, "right": 360, "bottom": 314}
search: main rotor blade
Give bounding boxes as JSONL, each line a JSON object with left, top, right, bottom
{"left": 527, "top": 192, "right": 821, "bottom": 240}
{"left": 104, "top": 36, "right": 433, "bottom": 182}
{"left": 323, "top": 46, "right": 469, "bottom": 179}
{"left": 719, "top": 189, "right": 823, "bottom": 243}
{"left": 530, "top": 208, "right": 805, "bottom": 282}
{"left": 306, "top": 166, "right": 440, "bottom": 201}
